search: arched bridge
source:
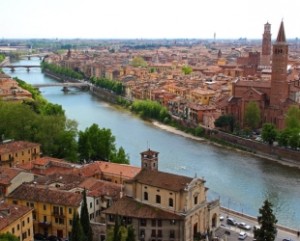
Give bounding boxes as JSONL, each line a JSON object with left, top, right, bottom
{"left": 32, "top": 82, "right": 90, "bottom": 88}
{"left": 1, "top": 65, "right": 41, "bottom": 72}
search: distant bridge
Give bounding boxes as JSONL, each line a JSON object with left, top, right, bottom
{"left": 32, "top": 82, "right": 90, "bottom": 89}
{"left": 21, "top": 52, "right": 52, "bottom": 60}
{"left": 1, "top": 65, "right": 41, "bottom": 72}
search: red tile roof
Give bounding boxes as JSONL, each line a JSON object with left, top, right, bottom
{"left": 8, "top": 184, "right": 82, "bottom": 207}
{"left": 130, "top": 169, "right": 193, "bottom": 192}
{"left": 0, "top": 167, "right": 23, "bottom": 185}
{"left": 0, "top": 141, "right": 40, "bottom": 154}
{"left": 103, "top": 196, "right": 184, "bottom": 220}
{"left": 0, "top": 202, "right": 33, "bottom": 230}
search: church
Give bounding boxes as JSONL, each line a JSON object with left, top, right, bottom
{"left": 221, "top": 21, "right": 300, "bottom": 130}
{"left": 103, "top": 149, "right": 220, "bottom": 241}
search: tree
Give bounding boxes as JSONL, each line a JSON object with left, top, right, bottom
{"left": 214, "top": 115, "right": 235, "bottom": 132}
{"left": 261, "top": 123, "right": 277, "bottom": 145}
{"left": 285, "top": 105, "right": 300, "bottom": 129}
{"left": 244, "top": 101, "right": 261, "bottom": 130}
{"left": 80, "top": 189, "right": 93, "bottom": 241}
{"left": 126, "top": 225, "right": 136, "bottom": 241}
{"left": 78, "top": 123, "right": 116, "bottom": 161}
{"left": 71, "top": 211, "right": 85, "bottom": 241}
{"left": 130, "top": 56, "right": 147, "bottom": 67}
{"left": 111, "top": 146, "right": 130, "bottom": 164}
{"left": 182, "top": 65, "right": 192, "bottom": 75}
{"left": 0, "top": 232, "right": 19, "bottom": 241}
{"left": 254, "top": 199, "right": 277, "bottom": 241}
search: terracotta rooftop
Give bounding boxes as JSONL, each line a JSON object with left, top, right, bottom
{"left": 0, "top": 202, "right": 33, "bottom": 230}
{"left": 0, "top": 167, "right": 24, "bottom": 185}
{"left": 8, "top": 184, "right": 82, "bottom": 207}
{"left": 0, "top": 141, "right": 40, "bottom": 155}
{"left": 103, "top": 196, "right": 184, "bottom": 220}
{"left": 92, "top": 161, "right": 141, "bottom": 179}
{"left": 130, "top": 169, "right": 195, "bottom": 192}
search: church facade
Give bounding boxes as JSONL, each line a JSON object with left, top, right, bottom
{"left": 222, "top": 21, "right": 300, "bottom": 130}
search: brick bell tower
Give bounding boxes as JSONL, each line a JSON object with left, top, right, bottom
{"left": 261, "top": 22, "right": 272, "bottom": 66}
{"left": 270, "top": 21, "right": 289, "bottom": 106}
{"left": 140, "top": 149, "right": 159, "bottom": 171}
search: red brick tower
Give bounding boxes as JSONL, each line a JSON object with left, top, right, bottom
{"left": 270, "top": 21, "right": 289, "bottom": 106}
{"left": 261, "top": 22, "right": 272, "bottom": 66}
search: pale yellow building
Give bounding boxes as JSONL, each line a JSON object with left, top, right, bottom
{"left": 0, "top": 202, "right": 34, "bottom": 241}
{"left": 0, "top": 141, "right": 41, "bottom": 167}
{"left": 6, "top": 184, "right": 82, "bottom": 240}
{"left": 104, "top": 149, "right": 220, "bottom": 241}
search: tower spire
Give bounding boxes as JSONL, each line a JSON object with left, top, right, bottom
{"left": 276, "top": 21, "right": 286, "bottom": 43}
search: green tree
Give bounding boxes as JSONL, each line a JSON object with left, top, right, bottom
{"left": 126, "top": 225, "right": 136, "bottom": 241}
{"left": 182, "top": 65, "right": 192, "bottom": 75}
{"left": 71, "top": 211, "right": 85, "bottom": 241}
{"left": 261, "top": 123, "right": 277, "bottom": 145}
{"left": 244, "top": 101, "right": 261, "bottom": 130}
{"left": 78, "top": 123, "right": 116, "bottom": 161}
{"left": 80, "top": 189, "right": 93, "bottom": 241}
{"left": 254, "top": 199, "right": 277, "bottom": 241}
{"left": 130, "top": 56, "right": 147, "bottom": 67}
{"left": 0, "top": 232, "right": 19, "bottom": 241}
{"left": 111, "top": 146, "right": 130, "bottom": 164}
{"left": 214, "top": 115, "right": 235, "bottom": 132}
{"left": 285, "top": 105, "right": 300, "bottom": 129}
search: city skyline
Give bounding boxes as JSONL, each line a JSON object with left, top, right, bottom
{"left": 1, "top": 0, "right": 300, "bottom": 40}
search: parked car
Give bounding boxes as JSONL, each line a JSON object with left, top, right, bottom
{"left": 219, "top": 215, "right": 224, "bottom": 221}
{"left": 34, "top": 233, "right": 46, "bottom": 240}
{"left": 238, "top": 231, "right": 247, "bottom": 240}
{"left": 238, "top": 222, "right": 251, "bottom": 230}
{"left": 282, "top": 239, "right": 293, "bottom": 241}
{"left": 226, "top": 217, "right": 237, "bottom": 226}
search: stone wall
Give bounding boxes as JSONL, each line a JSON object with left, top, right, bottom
{"left": 209, "top": 130, "right": 300, "bottom": 163}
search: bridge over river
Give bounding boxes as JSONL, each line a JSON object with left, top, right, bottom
{"left": 32, "top": 82, "right": 90, "bottom": 91}
{"left": 1, "top": 64, "right": 41, "bottom": 71}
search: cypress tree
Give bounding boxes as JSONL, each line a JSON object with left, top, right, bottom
{"left": 254, "top": 199, "right": 278, "bottom": 241}
{"left": 80, "top": 189, "right": 93, "bottom": 241}
{"left": 71, "top": 211, "right": 84, "bottom": 241}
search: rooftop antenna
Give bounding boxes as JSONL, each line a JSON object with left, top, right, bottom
{"left": 146, "top": 140, "right": 150, "bottom": 150}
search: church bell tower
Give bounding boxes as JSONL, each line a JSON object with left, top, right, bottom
{"left": 261, "top": 22, "right": 272, "bottom": 66}
{"left": 140, "top": 149, "right": 159, "bottom": 171}
{"left": 270, "top": 21, "right": 289, "bottom": 107}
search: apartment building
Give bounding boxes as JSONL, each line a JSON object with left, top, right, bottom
{"left": 0, "top": 202, "right": 34, "bottom": 241}
{"left": 0, "top": 140, "right": 41, "bottom": 167}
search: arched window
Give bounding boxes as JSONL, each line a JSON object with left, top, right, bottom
{"left": 156, "top": 195, "right": 161, "bottom": 204}
{"left": 144, "top": 192, "right": 148, "bottom": 201}
{"left": 169, "top": 198, "right": 174, "bottom": 207}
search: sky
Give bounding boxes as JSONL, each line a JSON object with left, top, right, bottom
{"left": 1, "top": 0, "right": 300, "bottom": 39}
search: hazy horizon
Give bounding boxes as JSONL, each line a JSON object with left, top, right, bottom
{"left": 1, "top": 0, "right": 300, "bottom": 39}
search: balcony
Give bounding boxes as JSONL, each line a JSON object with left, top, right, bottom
{"left": 52, "top": 212, "right": 65, "bottom": 218}
{"left": 38, "top": 221, "right": 51, "bottom": 228}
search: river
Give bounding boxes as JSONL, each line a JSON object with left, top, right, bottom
{"left": 3, "top": 58, "right": 300, "bottom": 230}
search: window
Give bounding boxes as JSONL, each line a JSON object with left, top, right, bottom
{"left": 157, "top": 230, "right": 162, "bottom": 238}
{"left": 22, "top": 220, "right": 25, "bottom": 227}
{"left": 43, "top": 204, "right": 47, "bottom": 210}
{"left": 157, "top": 219, "right": 162, "bottom": 227}
{"left": 170, "top": 230, "right": 175, "bottom": 238}
{"left": 169, "top": 198, "right": 174, "bottom": 207}
{"left": 194, "top": 196, "right": 198, "bottom": 205}
{"left": 43, "top": 216, "right": 47, "bottom": 222}
{"left": 140, "top": 230, "right": 145, "bottom": 239}
{"left": 69, "top": 208, "right": 72, "bottom": 214}
{"left": 151, "top": 219, "right": 156, "bottom": 227}
{"left": 90, "top": 202, "right": 92, "bottom": 208}
{"left": 12, "top": 227, "right": 15, "bottom": 234}
{"left": 13, "top": 200, "right": 18, "bottom": 205}
{"left": 27, "top": 217, "right": 30, "bottom": 223}
{"left": 69, "top": 219, "right": 72, "bottom": 226}
{"left": 96, "top": 199, "right": 99, "bottom": 205}
{"left": 27, "top": 229, "right": 31, "bottom": 237}
{"left": 156, "top": 195, "right": 161, "bottom": 204}
{"left": 144, "top": 192, "right": 148, "bottom": 201}
{"left": 140, "top": 219, "right": 147, "bottom": 226}
{"left": 151, "top": 230, "right": 156, "bottom": 237}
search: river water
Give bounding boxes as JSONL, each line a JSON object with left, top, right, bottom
{"left": 3, "top": 58, "right": 300, "bottom": 229}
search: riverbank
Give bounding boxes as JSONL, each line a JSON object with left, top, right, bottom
{"left": 152, "top": 121, "right": 300, "bottom": 169}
